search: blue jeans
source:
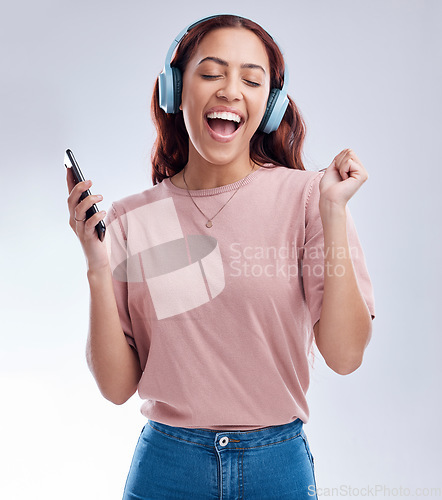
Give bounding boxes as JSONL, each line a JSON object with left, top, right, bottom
{"left": 122, "top": 417, "right": 318, "bottom": 499}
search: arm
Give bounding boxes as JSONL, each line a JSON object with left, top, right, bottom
{"left": 313, "top": 149, "right": 373, "bottom": 375}
{"left": 86, "top": 265, "right": 142, "bottom": 404}
{"left": 66, "top": 169, "right": 141, "bottom": 405}
{"left": 313, "top": 203, "right": 372, "bottom": 375}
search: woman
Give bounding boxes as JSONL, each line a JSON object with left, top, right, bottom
{"left": 66, "top": 13, "right": 375, "bottom": 500}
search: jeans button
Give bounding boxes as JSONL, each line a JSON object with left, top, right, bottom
{"left": 219, "top": 436, "right": 229, "bottom": 447}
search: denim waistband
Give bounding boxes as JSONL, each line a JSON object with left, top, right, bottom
{"left": 147, "top": 418, "right": 304, "bottom": 448}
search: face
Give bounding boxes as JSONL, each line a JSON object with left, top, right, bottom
{"left": 179, "top": 27, "right": 271, "bottom": 166}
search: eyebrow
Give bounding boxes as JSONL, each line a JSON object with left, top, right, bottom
{"left": 197, "top": 56, "right": 266, "bottom": 75}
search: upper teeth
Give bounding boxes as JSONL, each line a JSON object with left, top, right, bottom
{"left": 206, "top": 111, "right": 241, "bottom": 123}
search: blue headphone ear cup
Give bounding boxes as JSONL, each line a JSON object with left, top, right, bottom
{"left": 258, "top": 89, "right": 279, "bottom": 133}
{"left": 159, "top": 66, "right": 173, "bottom": 113}
{"left": 258, "top": 87, "right": 289, "bottom": 134}
{"left": 172, "top": 67, "right": 182, "bottom": 113}
{"left": 159, "top": 66, "right": 182, "bottom": 113}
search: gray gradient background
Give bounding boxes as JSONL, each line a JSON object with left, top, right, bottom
{"left": 1, "top": 0, "right": 441, "bottom": 498}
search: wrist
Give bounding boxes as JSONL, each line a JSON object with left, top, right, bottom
{"left": 319, "top": 198, "right": 347, "bottom": 221}
{"left": 87, "top": 263, "right": 112, "bottom": 283}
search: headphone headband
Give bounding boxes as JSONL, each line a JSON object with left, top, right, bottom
{"left": 164, "top": 15, "right": 220, "bottom": 69}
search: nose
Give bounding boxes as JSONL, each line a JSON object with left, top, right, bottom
{"left": 216, "top": 75, "right": 243, "bottom": 101}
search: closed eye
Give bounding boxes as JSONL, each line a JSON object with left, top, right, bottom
{"left": 201, "top": 75, "right": 261, "bottom": 87}
{"left": 245, "top": 80, "right": 261, "bottom": 87}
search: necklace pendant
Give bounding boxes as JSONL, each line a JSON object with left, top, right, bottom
{"left": 206, "top": 220, "right": 213, "bottom": 228}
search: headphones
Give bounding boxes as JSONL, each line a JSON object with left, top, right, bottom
{"left": 158, "top": 13, "right": 290, "bottom": 134}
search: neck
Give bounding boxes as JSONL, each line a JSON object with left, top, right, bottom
{"left": 172, "top": 146, "right": 258, "bottom": 190}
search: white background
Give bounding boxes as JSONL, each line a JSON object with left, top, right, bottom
{"left": 1, "top": 0, "right": 441, "bottom": 498}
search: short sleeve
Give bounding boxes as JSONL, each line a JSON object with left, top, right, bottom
{"left": 301, "top": 173, "right": 376, "bottom": 329}
{"left": 104, "top": 203, "right": 138, "bottom": 352}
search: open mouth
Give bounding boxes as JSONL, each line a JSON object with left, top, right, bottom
{"left": 206, "top": 117, "right": 240, "bottom": 134}
{"left": 204, "top": 114, "right": 245, "bottom": 142}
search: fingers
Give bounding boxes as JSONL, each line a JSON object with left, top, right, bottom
{"left": 73, "top": 193, "right": 103, "bottom": 224}
{"left": 66, "top": 175, "right": 104, "bottom": 233}
{"left": 334, "top": 148, "right": 350, "bottom": 165}
{"left": 67, "top": 177, "right": 90, "bottom": 202}
{"left": 334, "top": 149, "right": 357, "bottom": 180}
{"left": 335, "top": 148, "right": 360, "bottom": 165}
{"left": 82, "top": 209, "right": 107, "bottom": 238}
{"left": 67, "top": 178, "right": 92, "bottom": 215}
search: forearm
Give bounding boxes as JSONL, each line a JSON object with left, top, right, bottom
{"left": 86, "top": 265, "right": 142, "bottom": 404}
{"left": 316, "top": 201, "right": 372, "bottom": 374}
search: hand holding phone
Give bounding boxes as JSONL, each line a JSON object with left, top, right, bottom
{"left": 64, "top": 149, "right": 106, "bottom": 242}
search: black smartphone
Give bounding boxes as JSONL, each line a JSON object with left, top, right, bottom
{"left": 64, "top": 149, "right": 106, "bottom": 242}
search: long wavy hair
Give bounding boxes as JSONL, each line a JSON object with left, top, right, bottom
{"left": 150, "top": 14, "right": 308, "bottom": 186}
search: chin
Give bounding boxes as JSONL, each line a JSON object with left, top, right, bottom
{"left": 209, "top": 152, "right": 248, "bottom": 165}
{"left": 200, "top": 153, "right": 238, "bottom": 166}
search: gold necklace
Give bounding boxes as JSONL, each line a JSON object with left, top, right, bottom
{"left": 182, "top": 164, "right": 256, "bottom": 228}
